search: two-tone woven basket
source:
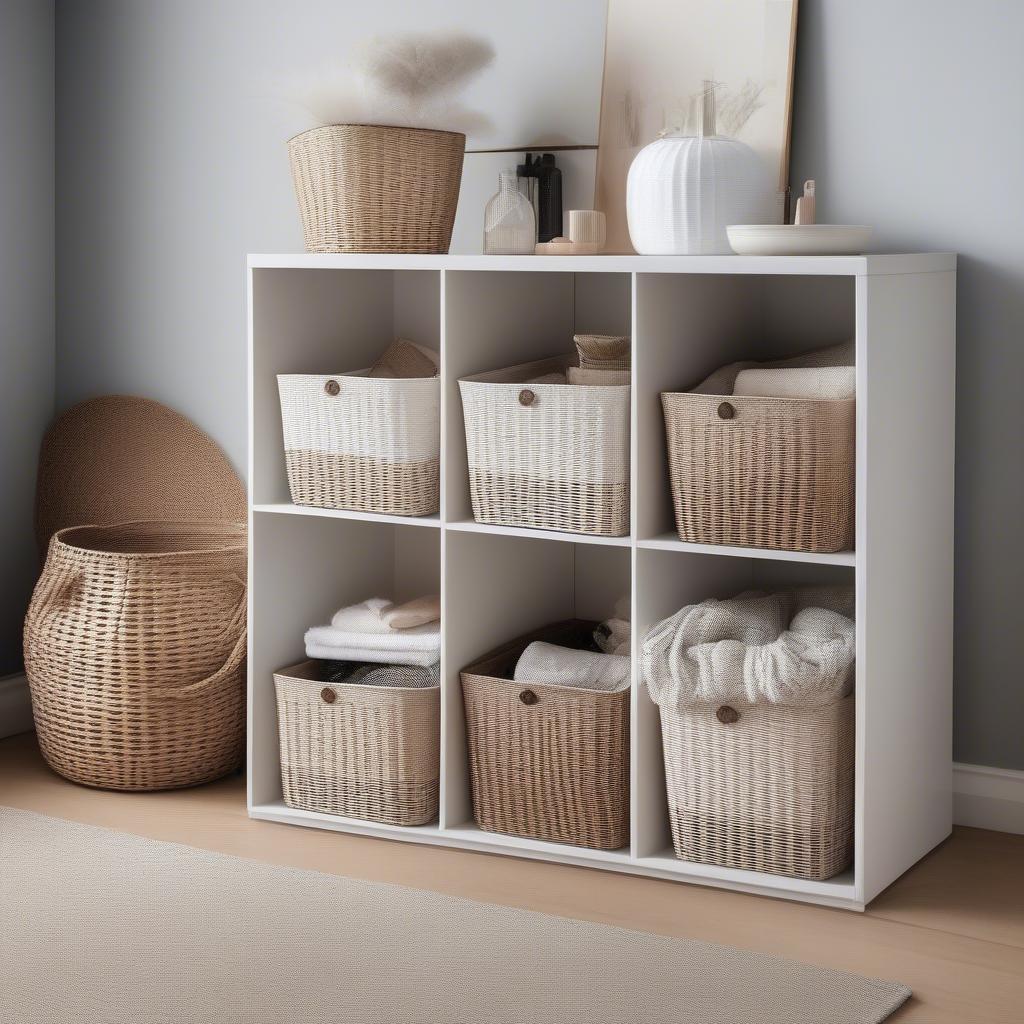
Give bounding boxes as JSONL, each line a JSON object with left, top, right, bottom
{"left": 460, "top": 621, "right": 630, "bottom": 850}
{"left": 661, "top": 392, "right": 855, "bottom": 553}
{"left": 288, "top": 124, "right": 465, "bottom": 254}
{"left": 278, "top": 372, "right": 439, "bottom": 516}
{"left": 24, "top": 521, "right": 247, "bottom": 791}
{"left": 459, "top": 357, "right": 630, "bottom": 536}
{"left": 274, "top": 660, "right": 440, "bottom": 826}
{"left": 660, "top": 696, "right": 855, "bottom": 879}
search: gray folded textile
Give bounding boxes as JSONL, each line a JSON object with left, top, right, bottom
{"left": 514, "top": 642, "right": 631, "bottom": 692}
{"left": 690, "top": 340, "right": 855, "bottom": 396}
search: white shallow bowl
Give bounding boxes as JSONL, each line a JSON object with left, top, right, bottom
{"left": 727, "top": 224, "right": 872, "bottom": 256}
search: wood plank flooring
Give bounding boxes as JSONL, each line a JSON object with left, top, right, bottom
{"left": 1, "top": 731, "right": 1021, "bottom": 1022}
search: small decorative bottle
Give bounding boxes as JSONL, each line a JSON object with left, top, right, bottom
{"left": 483, "top": 172, "right": 536, "bottom": 254}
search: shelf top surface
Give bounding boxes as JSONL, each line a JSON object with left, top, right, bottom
{"left": 248, "top": 252, "right": 956, "bottom": 277}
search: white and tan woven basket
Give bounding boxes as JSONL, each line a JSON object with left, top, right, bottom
{"left": 460, "top": 621, "right": 630, "bottom": 850}
{"left": 661, "top": 392, "right": 855, "bottom": 553}
{"left": 459, "top": 357, "right": 630, "bottom": 536}
{"left": 659, "top": 696, "right": 854, "bottom": 880}
{"left": 274, "top": 660, "right": 440, "bottom": 826}
{"left": 288, "top": 124, "right": 465, "bottom": 254}
{"left": 278, "top": 372, "right": 440, "bottom": 516}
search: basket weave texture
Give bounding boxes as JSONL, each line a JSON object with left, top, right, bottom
{"left": 662, "top": 392, "right": 855, "bottom": 552}
{"left": 278, "top": 373, "right": 439, "bottom": 516}
{"left": 459, "top": 357, "right": 630, "bottom": 537}
{"left": 460, "top": 621, "right": 630, "bottom": 850}
{"left": 288, "top": 124, "right": 465, "bottom": 254}
{"left": 24, "top": 521, "right": 247, "bottom": 791}
{"left": 660, "top": 697, "right": 854, "bottom": 879}
{"left": 274, "top": 660, "right": 440, "bottom": 826}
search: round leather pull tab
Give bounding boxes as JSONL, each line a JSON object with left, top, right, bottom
{"left": 324, "top": 379, "right": 341, "bottom": 397}
{"left": 716, "top": 705, "right": 739, "bottom": 724}
{"left": 519, "top": 689, "right": 538, "bottom": 706}
{"left": 717, "top": 401, "right": 735, "bottom": 420}
{"left": 320, "top": 687, "right": 337, "bottom": 704}
{"left": 518, "top": 389, "right": 536, "bottom": 407}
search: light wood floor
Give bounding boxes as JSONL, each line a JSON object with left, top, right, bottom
{"left": 2, "top": 731, "right": 1021, "bottom": 1022}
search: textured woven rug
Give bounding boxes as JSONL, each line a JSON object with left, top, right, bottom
{"left": 0, "top": 807, "right": 909, "bottom": 1023}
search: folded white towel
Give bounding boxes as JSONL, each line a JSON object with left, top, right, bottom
{"left": 305, "top": 622, "right": 440, "bottom": 654}
{"left": 514, "top": 642, "right": 630, "bottom": 692}
{"left": 329, "top": 598, "right": 395, "bottom": 634}
{"left": 733, "top": 366, "right": 856, "bottom": 400}
{"left": 305, "top": 640, "right": 439, "bottom": 668}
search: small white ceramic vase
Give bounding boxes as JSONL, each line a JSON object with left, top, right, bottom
{"left": 626, "top": 84, "right": 774, "bottom": 255}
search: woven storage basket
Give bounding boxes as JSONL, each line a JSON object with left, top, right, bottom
{"left": 460, "top": 621, "right": 630, "bottom": 849}
{"left": 661, "top": 393, "right": 855, "bottom": 553}
{"left": 274, "top": 659, "right": 440, "bottom": 826}
{"left": 24, "top": 521, "right": 247, "bottom": 791}
{"left": 660, "top": 696, "right": 854, "bottom": 879}
{"left": 288, "top": 124, "right": 465, "bottom": 254}
{"left": 278, "top": 372, "right": 440, "bottom": 516}
{"left": 459, "top": 357, "right": 630, "bottom": 536}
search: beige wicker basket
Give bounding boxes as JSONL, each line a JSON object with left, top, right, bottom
{"left": 278, "top": 372, "right": 439, "bottom": 516}
{"left": 661, "top": 392, "right": 855, "bottom": 553}
{"left": 274, "top": 660, "right": 440, "bottom": 826}
{"left": 288, "top": 124, "right": 465, "bottom": 254}
{"left": 460, "top": 621, "right": 630, "bottom": 849}
{"left": 660, "top": 696, "right": 854, "bottom": 879}
{"left": 459, "top": 357, "right": 630, "bottom": 537}
{"left": 24, "top": 521, "right": 247, "bottom": 791}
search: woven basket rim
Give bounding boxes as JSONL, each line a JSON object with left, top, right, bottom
{"left": 277, "top": 371, "right": 440, "bottom": 384}
{"left": 53, "top": 519, "right": 246, "bottom": 559}
{"left": 287, "top": 123, "right": 467, "bottom": 147}
{"left": 663, "top": 391, "right": 856, "bottom": 406}
{"left": 274, "top": 658, "right": 439, "bottom": 695}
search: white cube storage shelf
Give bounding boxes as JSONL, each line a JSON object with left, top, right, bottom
{"left": 248, "top": 252, "right": 956, "bottom": 911}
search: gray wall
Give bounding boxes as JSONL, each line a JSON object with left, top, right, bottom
{"left": 1, "top": 0, "right": 55, "bottom": 675}
{"left": 49, "top": 0, "right": 1023, "bottom": 769}
{"left": 790, "top": 0, "right": 1024, "bottom": 769}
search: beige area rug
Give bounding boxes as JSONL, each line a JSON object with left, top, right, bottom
{"left": 0, "top": 807, "right": 909, "bottom": 1023}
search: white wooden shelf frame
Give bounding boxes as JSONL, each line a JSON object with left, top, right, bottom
{"left": 247, "top": 252, "right": 956, "bottom": 912}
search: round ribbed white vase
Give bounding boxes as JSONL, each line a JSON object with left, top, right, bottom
{"left": 625, "top": 86, "right": 775, "bottom": 255}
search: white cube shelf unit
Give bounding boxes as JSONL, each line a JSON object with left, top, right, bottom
{"left": 247, "top": 252, "right": 956, "bottom": 911}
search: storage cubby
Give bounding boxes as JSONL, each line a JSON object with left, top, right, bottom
{"left": 248, "top": 252, "right": 956, "bottom": 910}
{"left": 249, "top": 508, "right": 440, "bottom": 816}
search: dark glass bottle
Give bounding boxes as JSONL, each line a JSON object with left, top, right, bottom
{"left": 517, "top": 152, "right": 563, "bottom": 243}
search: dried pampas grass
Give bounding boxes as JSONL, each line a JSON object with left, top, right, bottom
{"left": 286, "top": 30, "right": 495, "bottom": 137}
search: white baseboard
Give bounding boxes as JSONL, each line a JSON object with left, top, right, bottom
{"left": 953, "top": 762, "right": 1024, "bottom": 835}
{"left": 0, "top": 672, "right": 34, "bottom": 739}
{"left": 1, "top": 670, "right": 1021, "bottom": 835}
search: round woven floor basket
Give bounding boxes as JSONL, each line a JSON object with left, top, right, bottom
{"left": 24, "top": 521, "right": 247, "bottom": 792}
{"left": 288, "top": 124, "right": 465, "bottom": 253}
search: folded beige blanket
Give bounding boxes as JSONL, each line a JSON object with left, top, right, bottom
{"left": 383, "top": 594, "right": 440, "bottom": 630}
{"left": 514, "top": 642, "right": 631, "bottom": 692}
{"left": 574, "top": 333, "right": 631, "bottom": 371}
{"left": 733, "top": 366, "right": 856, "bottom": 400}
{"left": 567, "top": 367, "right": 631, "bottom": 386}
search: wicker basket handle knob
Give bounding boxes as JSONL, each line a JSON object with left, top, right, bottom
{"left": 519, "top": 689, "right": 538, "bottom": 706}
{"left": 717, "top": 401, "right": 735, "bottom": 420}
{"left": 518, "top": 389, "right": 536, "bottom": 407}
{"left": 324, "top": 379, "right": 341, "bottom": 397}
{"left": 716, "top": 705, "right": 740, "bottom": 725}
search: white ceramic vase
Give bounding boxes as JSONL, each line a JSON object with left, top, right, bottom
{"left": 625, "top": 87, "right": 774, "bottom": 255}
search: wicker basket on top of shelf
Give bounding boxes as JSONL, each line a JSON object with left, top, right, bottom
{"left": 460, "top": 620, "right": 630, "bottom": 850}
{"left": 459, "top": 356, "right": 630, "bottom": 537}
{"left": 288, "top": 124, "right": 465, "bottom": 254}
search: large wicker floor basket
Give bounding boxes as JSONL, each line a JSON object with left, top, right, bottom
{"left": 460, "top": 358, "right": 630, "bottom": 537}
{"left": 278, "top": 372, "right": 440, "bottom": 516}
{"left": 460, "top": 621, "right": 630, "bottom": 849}
{"left": 274, "top": 660, "right": 440, "bottom": 826}
{"left": 661, "top": 393, "right": 855, "bottom": 553}
{"left": 24, "top": 521, "right": 247, "bottom": 791}
{"left": 288, "top": 124, "right": 465, "bottom": 254}
{"left": 660, "top": 696, "right": 855, "bottom": 880}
